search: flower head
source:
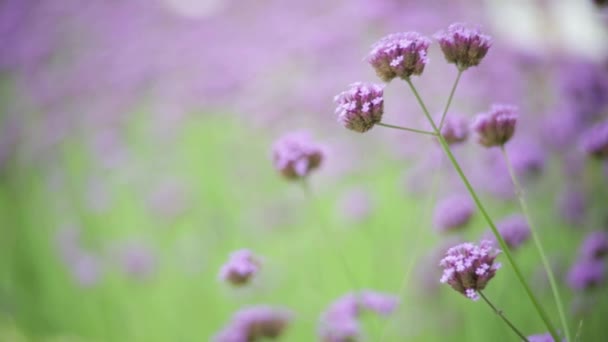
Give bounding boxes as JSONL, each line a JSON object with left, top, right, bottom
{"left": 213, "top": 306, "right": 293, "bottom": 342}
{"left": 566, "top": 259, "right": 605, "bottom": 291}
{"left": 580, "top": 119, "right": 608, "bottom": 159}
{"left": 334, "top": 82, "right": 384, "bottom": 133}
{"left": 434, "top": 23, "right": 492, "bottom": 71}
{"left": 272, "top": 132, "right": 324, "bottom": 180}
{"left": 440, "top": 114, "right": 469, "bottom": 145}
{"left": 219, "top": 249, "right": 261, "bottom": 286}
{"left": 579, "top": 231, "right": 608, "bottom": 260}
{"left": 433, "top": 194, "right": 475, "bottom": 232}
{"left": 472, "top": 104, "right": 518, "bottom": 147}
{"left": 439, "top": 240, "right": 502, "bottom": 300}
{"left": 367, "top": 32, "right": 431, "bottom": 82}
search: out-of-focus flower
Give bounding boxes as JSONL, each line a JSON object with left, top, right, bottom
{"left": 472, "top": 104, "right": 518, "bottom": 147}
{"left": 219, "top": 249, "right": 261, "bottom": 286}
{"left": 580, "top": 119, "right": 608, "bottom": 159}
{"left": 527, "top": 332, "right": 557, "bottom": 342}
{"left": 579, "top": 231, "right": 608, "bottom": 260}
{"left": 359, "top": 291, "right": 399, "bottom": 316}
{"left": 566, "top": 259, "right": 605, "bottom": 291}
{"left": 213, "top": 306, "right": 293, "bottom": 342}
{"left": 70, "top": 253, "right": 102, "bottom": 287}
{"left": 507, "top": 141, "right": 545, "bottom": 178}
{"left": 336, "top": 188, "right": 374, "bottom": 223}
{"left": 439, "top": 240, "right": 501, "bottom": 300}
{"left": 433, "top": 194, "right": 475, "bottom": 232}
{"left": 485, "top": 214, "right": 530, "bottom": 251}
{"left": 272, "top": 132, "right": 324, "bottom": 181}
{"left": 367, "top": 32, "right": 431, "bottom": 82}
{"left": 119, "top": 243, "right": 157, "bottom": 280}
{"left": 434, "top": 23, "right": 492, "bottom": 71}
{"left": 440, "top": 114, "right": 469, "bottom": 145}
{"left": 556, "top": 187, "right": 587, "bottom": 225}
{"left": 334, "top": 82, "right": 384, "bottom": 133}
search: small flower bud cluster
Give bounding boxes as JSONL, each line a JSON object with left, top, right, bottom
{"left": 472, "top": 104, "right": 518, "bottom": 147}
{"left": 334, "top": 82, "right": 384, "bottom": 133}
{"left": 272, "top": 132, "right": 324, "bottom": 180}
{"left": 213, "top": 306, "right": 293, "bottom": 342}
{"left": 567, "top": 230, "right": 608, "bottom": 291}
{"left": 367, "top": 32, "right": 431, "bottom": 82}
{"left": 439, "top": 240, "right": 501, "bottom": 300}
{"left": 440, "top": 114, "right": 469, "bottom": 144}
{"left": 433, "top": 194, "right": 475, "bottom": 233}
{"left": 219, "top": 249, "right": 261, "bottom": 286}
{"left": 434, "top": 23, "right": 492, "bottom": 71}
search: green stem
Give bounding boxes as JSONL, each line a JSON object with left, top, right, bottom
{"left": 501, "top": 146, "right": 571, "bottom": 342}
{"left": 438, "top": 69, "right": 463, "bottom": 130}
{"left": 377, "top": 122, "right": 437, "bottom": 136}
{"left": 404, "top": 77, "right": 560, "bottom": 341}
{"left": 479, "top": 291, "right": 530, "bottom": 342}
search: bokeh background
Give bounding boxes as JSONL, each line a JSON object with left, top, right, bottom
{"left": 1, "top": 0, "right": 607, "bottom": 341}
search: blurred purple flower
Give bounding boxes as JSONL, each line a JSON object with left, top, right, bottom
{"left": 336, "top": 188, "right": 374, "bottom": 223}
{"left": 485, "top": 214, "right": 530, "bottom": 251}
{"left": 558, "top": 60, "right": 608, "bottom": 122}
{"left": 472, "top": 104, "right": 518, "bottom": 147}
{"left": 119, "top": 243, "right": 157, "bottom": 280}
{"left": 527, "top": 333, "right": 557, "bottom": 342}
{"left": 440, "top": 113, "right": 469, "bottom": 145}
{"left": 318, "top": 316, "right": 359, "bottom": 342}
{"left": 439, "top": 240, "right": 501, "bottom": 300}
{"left": 145, "top": 180, "right": 191, "bottom": 220}
{"left": 433, "top": 194, "right": 475, "bottom": 232}
{"left": 566, "top": 259, "right": 605, "bottom": 291}
{"left": 70, "top": 253, "right": 102, "bottom": 287}
{"left": 434, "top": 23, "right": 492, "bottom": 71}
{"left": 367, "top": 32, "right": 431, "bottom": 82}
{"left": 580, "top": 119, "right": 608, "bottom": 159}
{"left": 359, "top": 290, "right": 399, "bottom": 316}
{"left": 272, "top": 132, "right": 324, "bottom": 181}
{"left": 506, "top": 141, "right": 545, "bottom": 178}
{"left": 579, "top": 231, "right": 608, "bottom": 260}
{"left": 556, "top": 187, "right": 587, "bottom": 225}
{"left": 213, "top": 305, "right": 293, "bottom": 342}
{"left": 219, "top": 249, "right": 261, "bottom": 286}
{"left": 334, "top": 82, "right": 384, "bottom": 133}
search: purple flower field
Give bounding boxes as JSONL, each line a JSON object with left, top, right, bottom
{"left": 0, "top": 0, "right": 607, "bottom": 341}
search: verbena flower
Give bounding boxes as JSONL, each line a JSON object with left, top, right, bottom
{"left": 580, "top": 119, "right": 608, "bottom": 159}
{"left": 337, "top": 188, "right": 374, "bottom": 223}
{"left": 272, "top": 132, "right": 324, "bottom": 180}
{"left": 334, "top": 82, "right": 384, "bottom": 133}
{"left": 566, "top": 259, "right": 606, "bottom": 291}
{"left": 359, "top": 291, "right": 399, "bottom": 316}
{"left": 219, "top": 249, "right": 261, "bottom": 286}
{"left": 485, "top": 214, "right": 530, "bottom": 251}
{"left": 556, "top": 187, "right": 587, "bottom": 225}
{"left": 434, "top": 23, "right": 492, "bottom": 71}
{"left": 439, "top": 240, "right": 501, "bottom": 300}
{"left": 213, "top": 306, "right": 293, "bottom": 342}
{"left": 367, "top": 32, "right": 431, "bottom": 82}
{"left": 440, "top": 114, "right": 469, "bottom": 145}
{"left": 579, "top": 231, "right": 608, "bottom": 260}
{"left": 507, "top": 141, "right": 545, "bottom": 178}
{"left": 472, "top": 104, "right": 518, "bottom": 147}
{"left": 527, "top": 332, "right": 558, "bottom": 342}
{"left": 433, "top": 194, "right": 475, "bottom": 232}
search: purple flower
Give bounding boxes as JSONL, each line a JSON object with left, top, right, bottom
{"left": 556, "top": 187, "right": 587, "bottom": 225}
{"left": 334, "top": 82, "right": 384, "bottom": 133}
{"left": 359, "top": 291, "right": 399, "bottom": 316}
{"left": 433, "top": 194, "right": 475, "bottom": 232}
{"left": 566, "top": 259, "right": 605, "bottom": 291}
{"left": 579, "top": 231, "right": 608, "bottom": 260}
{"left": 507, "top": 141, "right": 545, "bottom": 178}
{"left": 439, "top": 240, "right": 502, "bottom": 300}
{"left": 119, "top": 243, "right": 157, "bottom": 280}
{"left": 440, "top": 113, "right": 469, "bottom": 145}
{"left": 213, "top": 306, "right": 293, "bottom": 342}
{"left": 486, "top": 214, "right": 530, "bottom": 251}
{"left": 527, "top": 333, "right": 557, "bottom": 342}
{"left": 472, "top": 104, "right": 518, "bottom": 147}
{"left": 336, "top": 188, "right": 374, "bottom": 223}
{"left": 219, "top": 249, "right": 261, "bottom": 286}
{"left": 272, "top": 132, "right": 324, "bottom": 180}
{"left": 580, "top": 119, "right": 608, "bottom": 159}
{"left": 434, "top": 23, "right": 492, "bottom": 71}
{"left": 318, "top": 293, "right": 361, "bottom": 342}
{"left": 367, "top": 32, "right": 431, "bottom": 82}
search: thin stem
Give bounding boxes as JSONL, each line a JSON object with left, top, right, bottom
{"left": 438, "top": 69, "right": 463, "bottom": 130}
{"left": 501, "top": 146, "right": 571, "bottom": 342}
{"left": 479, "top": 291, "right": 530, "bottom": 342}
{"left": 377, "top": 122, "right": 437, "bottom": 136}
{"left": 404, "top": 77, "right": 560, "bottom": 341}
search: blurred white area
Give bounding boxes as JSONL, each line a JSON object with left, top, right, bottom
{"left": 161, "top": 0, "right": 225, "bottom": 17}
{"left": 487, "top": 0, "right": 608, "bottom": 59}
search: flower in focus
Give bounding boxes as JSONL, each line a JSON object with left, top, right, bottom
{"left": 434, "top": 23, "right": 492, "bottom": 71}
{"left": 472, "top": 104, "right": 518, "bottom": 147}
{"left": 334, "top": 82, "right": 384, "bottom": 133}
{"left": 580, "top": 119, "right": 608, "bottom": 159}
{"left": 213, "top": 306, "right": 293, "bottom": 342}
{"left": 439, "top": 240, "right": 501, "bottom": 300}
{"left": 440, "top": 113, "right": 469, "bottom": 145}
{"left": 433, "top": 194, "right": 475, "bottom": 232}
{"left": 566, "top": 259, "right": 606, "bottom": 291}
{"left": 219, "top": 249, "right": 261, "bottom": 286}
{"left": 272, "top": 132, "right": 324, "bottom": 181}
{"left": 579, "top": 231, "right": 608, "bottom": 260}
{"left": 485, "top": 214, "right": 530, "bottom": 251}
{"left": 367, "top": 32, "right": 431, "bottom": 82}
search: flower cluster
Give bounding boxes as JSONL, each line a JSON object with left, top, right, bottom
{"left": 433, "top": 194, "right": 475, "bottom": 233}
{"left": 213, "top": 306, "right": 293, "bottom": 342}
{"left": 434, "top": 23, "right": 492, "bottom": 71}
{"left": 334, "top": 82, "right": 385, "bottom": 133}
{"left": 219, "top": 249, "right": 261, "bottom": 286}
{"left": 485, "top": 214, "right": 530, "bottom": 251}
{"left": 580, "top": 119, "right": 608, "bottom": 159}
{"left": 272, "top": 132, "right": 324, "bottom": 180}
{"left": 472, "top": 104, "right": 518, "bottom": 147}
{"left": 367, "top": 32, "right": 431, "bottom": 82}
{"left": 439, "top": 240, "right": 501, "bottom": 300}
{"left": 567, "top": 230, "right": 608, "bottom": 291}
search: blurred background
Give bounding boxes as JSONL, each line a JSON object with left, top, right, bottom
{"left": 0, "top": 0, "right": 607, "bottom": 341}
